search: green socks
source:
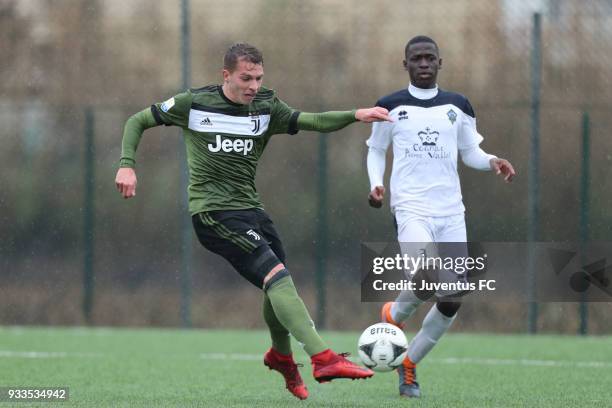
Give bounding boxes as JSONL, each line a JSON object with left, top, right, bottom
{"left": 263, "top": 293, "right": 291, "bottom": 355}
{"left": 265, "top": 275, "right": 328, "bottom": 356}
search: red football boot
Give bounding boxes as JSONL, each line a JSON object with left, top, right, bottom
{"left": 311, "top": 349, "right": 374, "bottom": 383}
{"left": 263, "top": 348, "right": 309, "bottom": 400}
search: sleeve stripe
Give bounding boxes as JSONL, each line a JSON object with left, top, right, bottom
{"left": 150, "top": 105, "right": 168, "bottom": 126}
{"left": 288, "top": 111, "right": 300, "bottom": 135}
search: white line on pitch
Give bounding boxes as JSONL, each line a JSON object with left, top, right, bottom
{"left": 199, "top": 353, "right": 612, "bottom": 368}
{"left": 0, "top": 351, "right": 102, "bottom": 359}
{"left": 4, "top": 350, "right": 609, "bottom": 368}
{"left": 430, "top": 357, "right": 612, "bottom": 369}
{"left": 200, "top": 353, "right": 262, "bottom": 361}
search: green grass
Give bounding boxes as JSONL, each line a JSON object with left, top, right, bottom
{"left": 1, "top": 327, "right": 611, "bottom": 407}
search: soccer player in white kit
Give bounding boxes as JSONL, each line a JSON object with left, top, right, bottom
{"left": 366, "top": 36, "right": 515, "bottom": 398}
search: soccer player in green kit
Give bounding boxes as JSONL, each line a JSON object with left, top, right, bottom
{"left": 115, "top": 43, "right": 390, "bottom": 400}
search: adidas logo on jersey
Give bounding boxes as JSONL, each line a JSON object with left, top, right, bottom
{"left": 200, "top": 117, "right": 213, "bottom": 126}
{"left": 208, "top": 134, "right": 254, "bottom": 156}
{"left": 398, "top": 110, "right": 409, "bottom": 121}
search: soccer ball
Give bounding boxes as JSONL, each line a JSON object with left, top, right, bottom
{"left": 357, "top": 323, "right": 408, "bottom": 372}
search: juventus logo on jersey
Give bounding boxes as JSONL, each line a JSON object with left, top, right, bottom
{"left": 251, "top": 117, "right": 261, "bottom": 133}
{"left": 246, "top": 229, "right": 261, "bottom": 240}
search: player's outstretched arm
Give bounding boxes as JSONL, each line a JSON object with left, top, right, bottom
{"left": 115, "top": 108, "right": 159, "bottom": 199}
{"left": 297, "top": 107, "right": 391, "bottom": 133}
{"left": 459, "top": 146, "right": 515, "bottom": 183}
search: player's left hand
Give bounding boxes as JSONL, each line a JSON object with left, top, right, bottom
{"left": 355, "top": 107, "right": 392, "bottom": 123}
{"left": 490, "top": 158, "right": 515, "bottom": 183}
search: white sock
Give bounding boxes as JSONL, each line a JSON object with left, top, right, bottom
{"left": 407, "top": 304, "right": 456, "bottom": 364}
{"left": 391, "top": 289, "right": 424, "bottom": 323}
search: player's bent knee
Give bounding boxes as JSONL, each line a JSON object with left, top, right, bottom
{"left": 263, "top": 266, "right": 290, "bottom": 291}
{"left": 263, "top": 263, "right": 285, "bottom": 285}
{"left": 250, "top": 246, "right": 290, "bottom": 290}
{"left": 436, "top": 300, "right": 461, "bottom": 317}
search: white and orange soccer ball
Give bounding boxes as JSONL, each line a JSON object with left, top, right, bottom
{"left": 357, "top": 323, "right": 408, "bottom": 372}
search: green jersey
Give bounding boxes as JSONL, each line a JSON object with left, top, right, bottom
{"left": 152, "top": 85, "right": 297, "bottom": 214}
{"left": 120, "top": 85, "right": 358, "bottom": 215}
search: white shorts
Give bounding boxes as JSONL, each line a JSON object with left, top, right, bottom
{"left": 395, "top": 211, "right": 467, "bottom": 243}
{"left": 394, "top": 211, "right": 468, "bottom": 297}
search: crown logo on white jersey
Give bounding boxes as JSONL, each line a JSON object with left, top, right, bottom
{"left": 417, "top": 127, "right": 440, "bottom": 146}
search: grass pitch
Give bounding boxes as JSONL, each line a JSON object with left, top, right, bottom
{"left": 1, "top": 326, "right": 611, "bottom": 407}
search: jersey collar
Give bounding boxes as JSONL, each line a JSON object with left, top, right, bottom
{"left": 408, "top": 83, "right": 438, "bottom": 100}
{"left": 218, "top": 85, "right": 244, "bottom": 107}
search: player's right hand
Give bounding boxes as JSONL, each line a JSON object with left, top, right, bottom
{"left": 368, "top": 186, "right": 385, "bottom": 208}
{"left": 115, "top": 167, "right": 137, "bottom": 199}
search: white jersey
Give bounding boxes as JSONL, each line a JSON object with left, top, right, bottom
{"left": 367, "top": 84, "right": 486, "bottom": 216}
